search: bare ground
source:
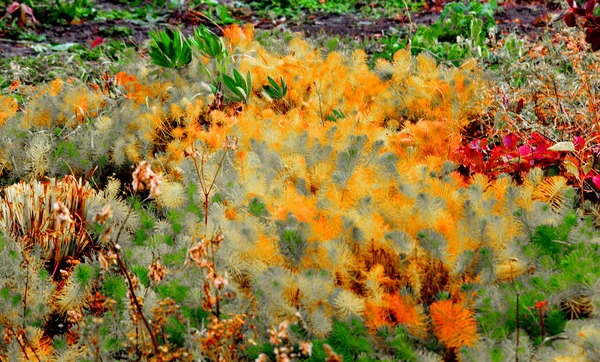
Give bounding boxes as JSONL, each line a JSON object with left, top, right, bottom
{"left": 0, "top": 0, "right": 556, "bottom": 58}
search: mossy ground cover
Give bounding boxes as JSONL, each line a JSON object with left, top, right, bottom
{"left": 1, "top": 1, "right": 600, "bottom": 361}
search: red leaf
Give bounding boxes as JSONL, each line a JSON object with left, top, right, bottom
{"left": 6, "top": 2, "right": 20, "bottom": 15}
{"left": 592, "top": 175, "right": 600, "bottom": 189}
{"left": 503, "top": 133, "right": 519, "bottom": 150}
{"left": 90, "top": 37, "right": 104, "bottom": 49}
{"left": 515, "top": 98, "right": 524, "bottom": 114}
{"left": 586, "top": 0, "right": 595, "bottom": 14}
{"left": 20, "top": 4, "right": 37, "bottom": 24}
{"left": 592, "top": 37, "right": 600, "bottom": 51}
{"left": 518, "top": 145, "right": 532, "bottom": 157}
{"left": 587, "top": 29, "right": 600, "bottom": 51}
{"left": 529, "top": 132, "right": 549, "bottom": 146}
{"left": 574, "top": 136, "right": 585, "bottom": 151}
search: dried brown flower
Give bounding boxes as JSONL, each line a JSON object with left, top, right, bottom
{"left": 223, "top": 136, "right": 238, "bottom": 151}
{"left": 300, "top": 341, "right": 312, "bottom": 356}
{"left": 53, "top": 201, "right": 74, "bottom": 227}
{"left": 269, "top": 320, "right": 290, "bottom": 345}
{"left": 93, "top": 205, "right": 113, "bottom": 225}
{"left": 211, "top": 232, "right": 225, "bottom": 245}
{"left": 129, "top": 273, "right": 140, "bottom": 291}
{"left": 324, "top": 344, "right": 342, "bottom": 362}
{"left": 99, "top": 249, "right": 117, "bottom": 270}
{"left": 255, "top": 354, "right": 269, "bottom": 362}
{"left": 132, "top": 161, "right": 161, "bottom": 198}
{"left": 100, "top": 226, "right": 112, "bottom": 245}
{"left": 188, "top": 238, "right": 208, "bottom": 266}
{"left": 87, "top": 292, "right": 107, "bottom": 316}
{"left": 199, "top": 314, "right": 247, "bottom": 361}
{"left": 184, "top": 146, "right": 200, "bottom": 159}
{"left": 148, "top": 258, "right": 169, "bottom": 283}
{"left": 66, "top": 310, "right": 83, "bottom": 324}
{"left": 213, "top": 275, "right": 227, "bottom": 290}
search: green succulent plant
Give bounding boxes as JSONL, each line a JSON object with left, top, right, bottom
{"left": 222, "top": 69, "right": 253, "bottom": 103}
{"left": 262, "top": 76, "right": 288, "bottom": 100}
{"left": 148, "top": 27, "right": 192, "bottom": 69}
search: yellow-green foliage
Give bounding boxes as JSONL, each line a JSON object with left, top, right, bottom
{"left": 0, "top": 24, "right": 488, "bottom": 178}
{"left": 0, "top": 25, "right": 576, "bottom": 346}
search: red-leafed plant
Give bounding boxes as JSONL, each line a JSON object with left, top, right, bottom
{"left": 456, "top": 132, "right": 600, "bottom": 203}
{"left": 561, "top": 0, "right": 600, "bottom": 51}
{"left": 456, "top": 132, "right": 563, "bottom": 181}
{"left": 0, "top": 2, "right": 37, "bottom": 29}
{"left": 560, "top": 135, "right": 600, "bottom": 202}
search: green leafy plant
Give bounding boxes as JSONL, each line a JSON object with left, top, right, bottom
{"left": 375, "top": 0, "right": 498, "bottom": 64}
{"left": 263, "top": 76, "right": 288, "bottom": 100}
{"left": 192, "top": 25, "right": 229, "bottom": 60}
{"left": 148, "top": 27, "right": 192, "bottom": 69}
{"left": 45, "top": 0, "right": 97, "bottom": 24}
{"left": 222, "top": 69, "right": 252, "bottom": 103}
{"left": 326, "top": 109, "right": 346, "bottom": 123}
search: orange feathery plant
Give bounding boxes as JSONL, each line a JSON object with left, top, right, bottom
{"left": 63, "top": 85, "right": 103, "bottom": 123}
{"left": 429, "top": 299, "right": 478, "bottom": 350}
{"left": 0, "top": 95, "right": 18, "bottom": 128}
{"left": 364, "top": 299, "right": 389, "bottom": 331}
{"left": 222, "top": 23, "right": 255, "bottom": 49}
{"left": 48, "top": 78, "right": 64, "bottom": 96}
{"left": 364, "top": 293, "right": 425, "bottom": 336}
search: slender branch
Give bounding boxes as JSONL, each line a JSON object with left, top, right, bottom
{"left": 189, "top": 145, "right": 231, "bottom": 320}
{"left": 114, "top": 206, "right": 134, "bottom": 245}
{"left": 8, "top": 325, "right": 31, "bottom": 361}
{"left": 509, "top": 262, "right": 519, "bottom": 362}
{"left": 110, "top": 201, "right": 159, "bottom": 355}
{"left": 210, "top": 242, "right": 220, "bottom": 319}
{"left": 20, "top": 330, "right": 41, "bottom": 362}
{"left": 22, "top": 251, "right": 29, "bottom": 328}
{"left": 316, "top": 84, "right": 325, "bottom": 124}
{"left": 111, "top": 241, "right": 159, "bottom": 355}
{"left": 204, "top": 193, "right": 210, "bottom": 229}
{"left": 207, "top": 150, "right": 228, "bottom": 195}
{"left": 191, "top": 146, "right": 229, "bottom": 230}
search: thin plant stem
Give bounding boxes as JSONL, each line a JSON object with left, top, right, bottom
{"left": 210, "top": 242, "right": 221, "bottom": 319}
{"left": 191, "top": 147, "right": 228, "bottom": 230}
{"left": 190, "top": 145, "right": 230, "bottom": 320}
{"left": 539, "top": 307, "right": 546, "bottom": 338}
{"left": 8, "top": 324, "right": 31, "bottom": 361}
{"left": 110, "top": 201, "right": 159, "bottom": 355}
{"left": 22, "top": 250, "right": 29, "bottom": 328}
{"left": 20, "top": 330, "right": 41, "bottom": 362}
{"left": 94, "top": 322, "right": 101, "bottom": 362}
{"left": 111, "top": 239, "right": 159, "bottom": 355}
{"left": 316, "top": 84, "right": 325, "bottom": 124}
{"left": 509, "top": 261, "right": 520, "bottom": 362}
{"left": 402, "top": 0, "right": 415, "bottom": 32}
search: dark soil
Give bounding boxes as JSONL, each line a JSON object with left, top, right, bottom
{"left": 0, "top": 0, "right": 556, "bottom": 58}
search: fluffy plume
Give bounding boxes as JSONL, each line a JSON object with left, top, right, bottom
{"left": 430, "top": 300, "right": 478, "bottom": 350}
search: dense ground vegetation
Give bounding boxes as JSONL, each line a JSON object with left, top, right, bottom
{"left": 1, "top": 0, "right": 600, "bottom": 361}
